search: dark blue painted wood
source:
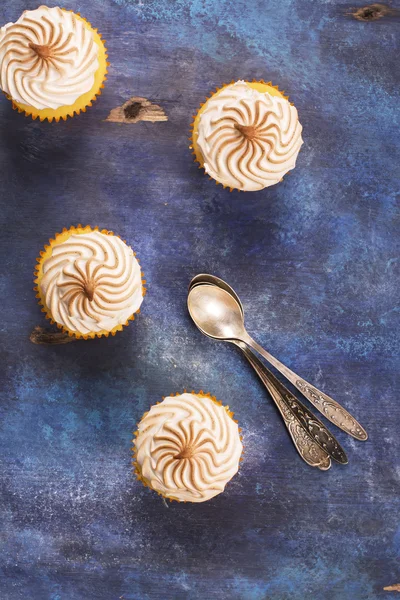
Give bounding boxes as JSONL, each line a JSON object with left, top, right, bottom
{"left": 0, "top": 1, "right": 399, "bottom": 598}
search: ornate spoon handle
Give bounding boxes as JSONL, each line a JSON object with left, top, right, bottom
{"left": 243, "top": 335, "right": 368, "bottom": 441}
{"left": 236, "top": 342, "right": 348, "bottom": 463}
{"left": 236, "top": 342, "right": 331, "bottom": 470}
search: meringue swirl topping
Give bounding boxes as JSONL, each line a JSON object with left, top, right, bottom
{"left": 196, "top": 81, "right": 303, "bottom": 191}
{"left": 0, "top": 6, "right": 99, "bottom": 109}
{"left": 134, "top": 393, "right": 243, "bottom": 503}
{"left": 39, "top": 231, "right": 143, "bottom": 334}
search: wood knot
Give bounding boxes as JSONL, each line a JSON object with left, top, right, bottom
{"left": 349, "top": 3, "right": 395, "bottom": 21}
{"left": 124, "top": 102, "right": 143, "bottom": 120}
{"left": 29, "top": 43, "right": 54, "bottom": 59}
{"left": 105, "top": 96, "right": 168, "bottom": 124}
{"left": 234, "top": 123, "right": 258, "bottom": 140}
{"left": 30, "top": 326, "right": 77, "bottom": 345}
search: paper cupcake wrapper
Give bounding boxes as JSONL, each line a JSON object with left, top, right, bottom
{"left": 34, "top": 224, "right": 147, "bottom": 340}
{"left": 132, "top": 390, "right": 244, "bottom": 503}
{"left": 189, "top": 79, "right": 291, "bottom": 192}
{"left": 9, "top": 10, "right": 109, "bottom": 123}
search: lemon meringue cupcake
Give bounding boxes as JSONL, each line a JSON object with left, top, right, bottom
{"left": 0, "top": 6, "right": 108, "bottom": 122}
{"left": 34, "top": 225, "right": 146, "bottom": 339}
{"left": 133, "top": 392, "right": 243, "bottom": 503}
{"left": 190, "top": 80, "right": 303, "bottom": 191}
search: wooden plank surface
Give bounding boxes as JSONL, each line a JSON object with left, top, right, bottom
{"left": 0, "top": 1, "right": 399, "bottom": 599}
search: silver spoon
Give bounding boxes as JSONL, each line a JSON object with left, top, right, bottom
{"left": 189, "top": 276, "right": 331, "bottom": 469}
{"left": 188, "top": 282, "right": 347, "bottom": 464}
{"left": 188, "top": 283, "right": 351, "bottom": 464}
{"left": 237, "top": 341, "right": 331, "bottom": 469}
{"left": 189, "top": 275, "right": 368, "bottom": 442}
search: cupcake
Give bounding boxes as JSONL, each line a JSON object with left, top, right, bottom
{"left": 34, "top": 225, "right": 146, "bottom": 339}
{"left": 190, "top": 80, "right": 303, "bottom": 191}
{"left": 133, "top": 392, "right": 243, "bottom": 503}
{"left": 0, "top": 6, "right": 108, "bottom": 122}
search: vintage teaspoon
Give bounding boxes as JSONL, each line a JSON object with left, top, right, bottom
{"left": 236, "top": 341, "right": 331, "bottom": 469}
{"left": 188, "top": 276, "right": 368, "bottom": 442}
{"left": 189, "top": 276, "right": 332, "bottom": 468}
{"left": 189, "top": 276, "right": 332, "bottom": 467}
{"left": 187, "top": 283, "right": 350, "bottom": 463}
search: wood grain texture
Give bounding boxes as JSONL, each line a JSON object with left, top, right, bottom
{"left": 384, "top": 584, "right": 400, "bottom": 593}
{"left": 346, "top": 3, "right": 399, "bottom": 21}
{"left": 0, "top": 0, "right": 399, "bottom": 599}
{"left": 30, "top": 326, "right": 78, "bottom": 345}
{"left": 105, "top": 96, "right": 168, "bottom": 123}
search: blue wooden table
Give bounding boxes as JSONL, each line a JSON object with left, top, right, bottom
{"left": 0, "top": 1, "right": 399, "bottom": 598}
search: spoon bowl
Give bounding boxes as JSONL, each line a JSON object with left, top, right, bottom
{"left": 187, "top": 284, "right": 246, "bottom": 341}
{"left": 187, "top": 273, "right": 367, "bottom": 444}
{"left": 189, "top": 274, "right": 244, "bottom": 315}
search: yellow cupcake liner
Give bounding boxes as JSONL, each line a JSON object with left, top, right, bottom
{"left": 34, "top": 225, "right": 147, "bottom": 340}
{"left": 8, "top": 10, "right": 109, "bottom": 123}
{"left": 189, "top": 79, "right": 291, "bottom": 192}
{"left": 132, "top": 390, "right": 244, "bottom": 503}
